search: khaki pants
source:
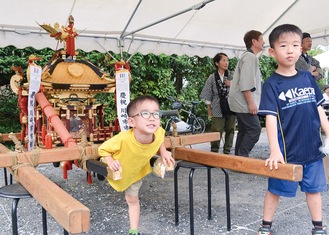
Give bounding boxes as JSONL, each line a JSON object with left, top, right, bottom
{"left": 210, "top": 115, "right": 236, "bottom": 154}
{"left": 125, "top": 180, "right": 143, "bottom": 196}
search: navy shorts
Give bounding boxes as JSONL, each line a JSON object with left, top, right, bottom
{"left": 268, "top": 159, "right": 328, "bottom": 197}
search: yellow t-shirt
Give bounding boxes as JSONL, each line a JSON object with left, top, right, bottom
{"left": 98, "top": 127, "right": 165, "bottom": 192}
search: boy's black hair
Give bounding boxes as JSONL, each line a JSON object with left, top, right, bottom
{"left": 269, "top": 24, "right": 303, "bottom": 48}
{"left": 127, "top": 95, "right": 159, "bottom": 116}
{"left": 213, "top": 52, "right": 228, "bottom": 67}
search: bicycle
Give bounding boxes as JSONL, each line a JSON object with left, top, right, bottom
{"left": 161, "top": 97, "right": 206, "bottom": 135}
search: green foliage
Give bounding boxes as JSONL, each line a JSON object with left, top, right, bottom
{"left": 308, "top": 47, "right": 324, "bottom": 57}
{"left": 0, "top": 85, "right": 21, "bottom": 133}
{"left": 259, "top": 55, "right": 277, "bottom": 81}
{"left": 0, "top": 46, "right": 60, "bottom": 134}
{"left": 315, "top": 74, "right": 327, "bottom": 91}
{"left": 129, "top": 53, "right": 175, "bottom": 104}
{"left": 174, "top": 56, "right": 212, "bottom": 118}
{"left": 94, "top": 93, "right": 116, "bottom": 124}
{"left": 0, "top": 46, "right": 55, "bottom": 86}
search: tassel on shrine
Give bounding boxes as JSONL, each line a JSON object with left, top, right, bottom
{"left": 45, "top": 134, "right": 52, "bottom": 149}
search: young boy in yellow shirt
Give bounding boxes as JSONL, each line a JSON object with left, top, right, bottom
{"left": 98, "top": 95, "right": 175, "bottom": 235}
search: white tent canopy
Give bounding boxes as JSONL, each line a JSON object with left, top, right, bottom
{"left": 315, "top": 51, "right": 329, "bottom": 69}
{"left": 1, "top": 0, "right": 328, "bottom": 58}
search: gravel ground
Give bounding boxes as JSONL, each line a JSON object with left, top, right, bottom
{"left": 0, "top": 129, "right": 328, "bottom": 235}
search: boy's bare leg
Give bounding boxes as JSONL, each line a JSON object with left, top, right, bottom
{"left": 126, "top": 193, "right": 140, "bottom": 230}
{"left": 263, "top": 191, "right": 280, "bottom": 222}
{"left": 306, "top": 192, "right": 323, "bottom": 221}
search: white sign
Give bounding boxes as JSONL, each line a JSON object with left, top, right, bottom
{"left": 115, "top": 70, "right": 130, "bottom": 131}
{"left": 28, "top": 65, "right": 42, "bottom": 151}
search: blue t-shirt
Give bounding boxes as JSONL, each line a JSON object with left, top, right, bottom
{"left": 258, "top": 70, "right": 325, "bottom": 164}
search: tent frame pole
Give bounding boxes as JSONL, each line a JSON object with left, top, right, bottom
{"left": 117, "top": 0, "right": 215, "bottom": 59}
{"left": 122, "top": 0, "right": 214, "bottom": 39}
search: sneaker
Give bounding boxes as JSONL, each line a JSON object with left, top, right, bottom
{"left": 312, "top": 226, "right": 327, "bottom": 235}
{"left": 258, "top": 225, "right": 272, "bottom": 235}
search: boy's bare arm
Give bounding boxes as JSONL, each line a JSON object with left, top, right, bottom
{"left": 265, "top": 115, "right": 285, "bottom": 170}
{"left": 158, "top": 142, "right": 175, "bottom": 165}
{"left": 104, "top": 155, "right": 121, "bottom": 172}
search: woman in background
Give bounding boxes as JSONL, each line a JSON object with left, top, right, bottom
{"left": 200, "top": 53, "right": 236, "bottom": 154}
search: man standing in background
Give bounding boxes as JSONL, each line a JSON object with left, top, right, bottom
{"left": 295, "top": 32, "right": 323, "bottom": 80}
{"left": 228, "top": 30, "right": 264, "bottom": 157}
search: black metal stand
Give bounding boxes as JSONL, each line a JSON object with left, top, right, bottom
{"left": 174, "top": 161, "right": 231, "bottom": 235}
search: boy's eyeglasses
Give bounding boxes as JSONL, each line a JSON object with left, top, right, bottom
{"left": 130, "top": 111, "right": 162, "bottom": 119}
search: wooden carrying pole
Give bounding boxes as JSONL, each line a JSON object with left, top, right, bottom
{"left": 16, "top": 166, "right": 90, "bottom": 234}
{"left": 174, "top": 147, "right": 303, "bottom": 182}
{"left": 0, "top": 144, "right": 90, "bottom": 234}
{"left": 0, "top": 132, "right": 303, "bottom": 182}
{"left": 164, "top": 132, "right": 220, "bottom": 148}
{"left": 0, "top": 147, "right": 82, "bottom": 168}
{"left": 1, "top": 132, "right": 220, "bottom": 149}
{"left": 0, "top": 133, "right": 221, "bottom": 168}
{"left": 0, "top": 133, "right": 21, "bottom": 142}
{"left": 86, "top": 147, "right": 303, "bottom": 181}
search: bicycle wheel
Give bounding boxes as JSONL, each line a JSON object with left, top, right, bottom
{"left": 192, "top": 117, "right": 205, "bottom": 134}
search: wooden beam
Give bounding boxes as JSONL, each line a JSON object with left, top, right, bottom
{"left": 16, "top": 166, "right": 90, "bottom": 234}
{"left": 0, "top": 143, "right": 10, "bottom": 152}
{"left": 164, "top": 132, "right": 220, "bottom": 148}
{"left": 1, "top": 132, "right": 220, "bottom": 147}
{"left": 1, "top": 145, "right": 90, "bottom": 233}
{"left": 174, "top": 147, "right": 303, "bottom": 182}
{"left": 86, "top": 145, "right": 302, "bottom": 182}
{"left": 0, "top": 133, "right": 21, "bottom": 142}
{"left": 0, "top": 133, "right": 221, "bottom": 168}
{"left": 0, "top": 146, "right": 83, "bottom": 167}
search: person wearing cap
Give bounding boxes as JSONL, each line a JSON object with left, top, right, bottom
{"left": 296, "top": 32, "right": 323, "bottom": 80}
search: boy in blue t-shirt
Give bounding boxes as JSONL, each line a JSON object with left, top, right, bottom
{"left": 257, "top": 24, "right": 329, "bottom": 235}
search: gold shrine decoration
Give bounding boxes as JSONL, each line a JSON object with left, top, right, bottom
{"left": 68, "top": 64, "right": 84, "bottom": 78}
